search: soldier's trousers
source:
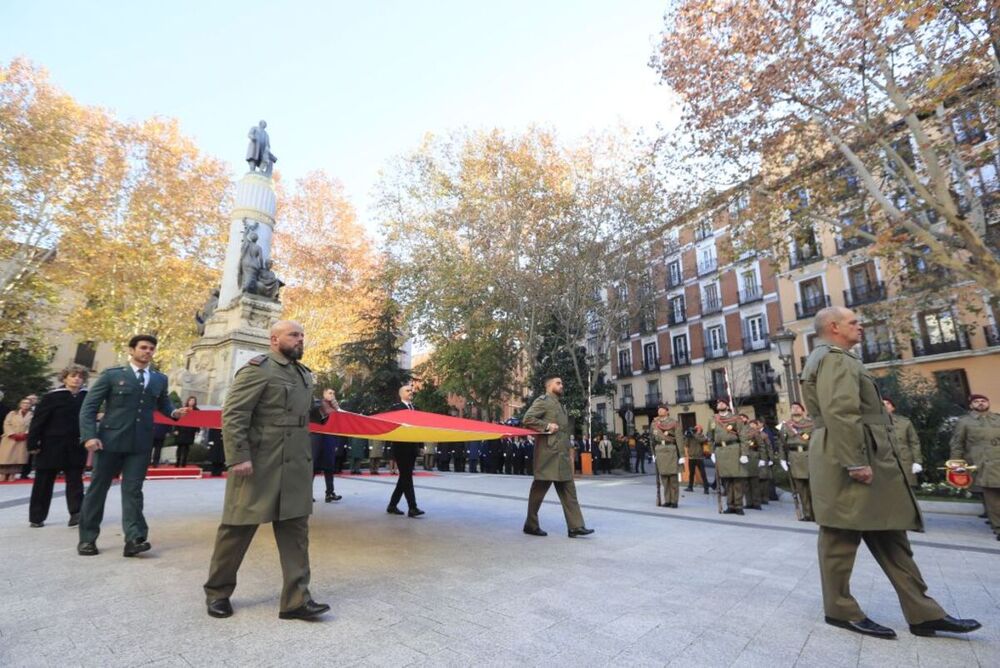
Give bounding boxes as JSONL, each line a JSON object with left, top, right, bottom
{"left": 723, "top": 477, "right": 746, "bottom": 510}
{"left": 524, "top": 480, "right": 585, "bottom": 531}
{"left": 793, "top": 477, "right": 814, "bottom": 520}
{"left": 984, "top": 487, "right": 1000, "bottom": 535}
{"left": 745, "top": 476, "right": 762, "bottom": 507}
{"left": 658, "top": 474, "right": 679, "bottom": 505}
{"left": 30, "top": 467, "right": 83, "bottom": 524}
{"left": 423, "top": 454, "right": 434, "bottom": 470}
{"left": 369, "top": 457, "right": 381, "bottom": 473}
{"left": 686, "top": 458, "right": 708, "bottom": 491}
{"left": 758, "top": 476, "right": 770, "bottom": 504}
{"left": 204, "top": 516, "right": 311, "bottom": 613}
{"left": 817, "top": 526, "right": 945, "bottom": 624}
{"left": 79, "top": 449, "right": 151, "bottom": 544}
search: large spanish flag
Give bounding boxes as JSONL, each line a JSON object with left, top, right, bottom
{"left": 155, "top": 408, "right": 535, "bottom": 443}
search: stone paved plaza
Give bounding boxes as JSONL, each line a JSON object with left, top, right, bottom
{"left": 1, "top": 471, "right": 998, "bottom": 667}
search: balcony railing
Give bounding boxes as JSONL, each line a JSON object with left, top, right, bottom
{"left": 789, "top": 248, "right": 823, "bottom": 270}
{"left": 742, "top": 335, "right": 771, "bottom": 353}
{"left": 663, "top": 239, "right": 681, "bottom": 255}
{"left": 738, "top": 284, "right": 763, "bottom": 304}
{"left": 697, "top": 257, "right": 719, "bottom": 275}
{"left": 748, "top": 379, "right": 777, "bottom": 396}
{"left": 795, "top": 294, "right": 831, "bottom": 320}
{"left": 672, "top": 350, "right": 691, "bottom": 367}
{"left": 704, "top": 345, "right": 728, "bottom": 360}
{"left": 860, "top": 342, "right": 899, "bottom": 364}
{"left": 644, "top": 392, "right": 662, "bottom": 408}
{"left": 619, "top": 396, "right": 634, "bottom": 410}
{"left": 709, "top": 383, "right": 729, "bottom": 401}
{"left": 835, "top": 233, "right": 874, "bottom": 255}
{"left": 985, "top": 325, "right": 1000, "bottom": 347}
{"left": 617, "top": 364, "right": 633, "bottom": 377}
{"left": 675, "top": 388, "right": 694, "bottom": 403}
{"left": 910, "top": 335, "right": 972, "bottom": 358}
{"left": 666, "top": 273, "right": 684, "bottom": 289}
{"left": 668, "top": 309, "right": 687, "bottom": 326}
{"left": 642, "top": 357, "right": 660, "bottom": 373}
{"left": 702, "top": 297, "right": 722, "bottom": 315}
{"left": 843, "top": 282, "right": 886, "bottom": 307}
{"left": 694, "top": 225, "right": 713, "bottom": 241}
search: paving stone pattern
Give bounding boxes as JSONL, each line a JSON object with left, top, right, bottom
{"left": 0, "top": 472, "right": 997, "bottom": 667}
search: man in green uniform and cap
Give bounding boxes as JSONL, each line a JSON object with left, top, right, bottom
{"left": 521, "top": 376, "right": 593, "bottom": 538}
{"left": 651, "top": 404, "right": 684, "bottom": 507}
{"left": 883, "top": 398, "right": 922, "bottom": 487}
{"left": 707, "top": 399, "right": 749, "bottom": 515}
{"left": 802, "top": 306, "right": 979, "bottom": 640}
{"left": 778, "top": 402, "right": 816, "bottom": 521}
{"left": 203, "top": 320, "right": 330, "bottom": 621}
{"left": 950, "top": 393, "right": 1000, "bottom": 540}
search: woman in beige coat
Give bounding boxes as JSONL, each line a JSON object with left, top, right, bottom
{"left": 0, "top": 398, "right": 33, "bottom": 480}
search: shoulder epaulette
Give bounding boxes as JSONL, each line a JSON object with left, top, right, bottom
{"left": 247, "top": 354, "right": 268, "bottom": 366}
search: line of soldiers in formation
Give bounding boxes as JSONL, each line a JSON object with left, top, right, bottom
{"left": 645, "top": 396, "right": 924, "bottom": 517}
{"left": 337, "top": 437, "right": 537, "bottom": 475}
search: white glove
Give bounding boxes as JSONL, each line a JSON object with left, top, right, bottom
{"left": 651, "top": 455, "right": 656, "bottom": 462}
{"left": 780, "top": 460, "right": 789, "bottom": 472}
{"left": 711, "top": 453, "right": 716, "bottom": 463}
{"left": 912, "top": 462, "right": 923, "bottom": 474}
{"left": 678, "top": 457, "right": 685, "bottom": 465}
{"left": 739, "top": 455, "right": 749, "bottom": 464}
{"left": 758, "top": 460, "right": 766, "bottom": 468}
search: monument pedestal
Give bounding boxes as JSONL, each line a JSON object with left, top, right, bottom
{"left": 176, "top": 295, "right": 283, "bottom": 406}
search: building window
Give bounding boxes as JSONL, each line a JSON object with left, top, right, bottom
{"left": 646, "top": 380, "right": 661, "bottom": 406}
{"left": 967, "top": 160, "right": 1000, "bottom": 200}
{"left": 706, "top": 325, "right": 727, "bottom": 358}
{"left": 834, "top": 165, "right": 860, "bottom": 199}
{"left": 951, "top": 106, "right": 987, "bottom": 145}
{"left": 751, "top": 361, "right": 775, "bottom": 394}
{"left": 676, "top": 374, "right": 693, "bottom": 403}
{"left": 710, "top": 368, "right": 728, "bottom": 400}
{"left": 670, "top": 295, "right": 686, "bottom": 324}
{"left": 695, "top": 219, "right": 713, "bottom": 241}
{"left": 697, "top": 244, "right": 718, "bottom": 274}
{"left": 643, "top": 342, "right": 658, "bottom": 370}
{"left": 618, "top": 349, "right": 632, "bottom": 373}
{"left": 74, "top": 341, "right": 97, "bottom": 369}
{"left": 703, "top": 283, "right": 721, "bottom": 312}
{"left": 933, "top": 369, "right": 970, "bottom": 406}
{"left": 672, "top": 334, "right": 689, "bottom": 366}
{"left": 667, "top": 260, "right": 683, "bottom": 287}
{"left": 921, "top": 310, "right": 959, "bottom": 346}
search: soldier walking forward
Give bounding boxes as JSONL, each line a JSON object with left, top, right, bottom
{"left": 521, "top": 376, "right": 593, "bottom": 538}
{"left": 651, "top": 404, "right": 684, "bottom": 508}
{"left": 203, "top": 321, "right": 330, "bottom": 621}
{"left": 803, "top": 307, "right": 979, "bottom": 640}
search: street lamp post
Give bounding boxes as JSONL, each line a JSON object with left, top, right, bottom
{"left": 773, "top": 328, "right": 800, "bottom": 406}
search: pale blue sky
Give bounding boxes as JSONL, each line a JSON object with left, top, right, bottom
{"left": 1, "top": 1, "right": 678, "bottom": 229}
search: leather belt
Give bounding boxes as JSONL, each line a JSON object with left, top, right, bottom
{"left": 810, "top": 413, "right": 890, "bottom": 429}
{"left": 274, "top": 415, "right": 307, "bottom": 427}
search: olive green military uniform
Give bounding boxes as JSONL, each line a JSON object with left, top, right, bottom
{"left": 651, "top": 416, "right": 684, "bottom": 507}
{"left": 950, "top": 410, "right": 1000, "bottom": 539}
{"left": 742, "top": 427, "right": 771, "bottom": 508}
{"left": 891, "top": 414, "right": 922, "bottom": 487}
{"left": 779, "top": 417, "right": 815, "bottom": 521}
{"left": 347, "top": 437, "right": 365, "bottom": 473}
{"left": 802, "top": 341, "right": 944, "bottom": 625}
{"left": 204, "top": 351, "right": 316, "bottom": 613}
{"left": 422, "top": 442, "right": 437, "bottom": 470}
{"left": 369, "top": 439, "right": 384, "bottom": 473}
{"left": 708, "top": 413, "right": 748, "bottom": 512}
{"left": 521, "top": 393, "right": 585, "bottom": 532}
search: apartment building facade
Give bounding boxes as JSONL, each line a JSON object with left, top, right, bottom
{"left": 594, "top": 198, "right": 791, "bottom": 436}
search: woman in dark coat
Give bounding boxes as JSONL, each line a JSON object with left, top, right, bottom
{"left": 27, "top": 364, "right": 89, "bottom": 527}
{"left": 172, "top": 396, "right": 199, "bottom": 467}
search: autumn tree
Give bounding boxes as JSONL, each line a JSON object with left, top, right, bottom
{"left": 377, "top": 127, "right": 667, "bottom": 421}
{"left": 653, "top": 1, "right": 1000, "bottom": 297}
{"left": 274, "top": 170, "right": 376, "bottom": 370}
{"left": 337, "top": 291, "right": 411, "bottom": 414}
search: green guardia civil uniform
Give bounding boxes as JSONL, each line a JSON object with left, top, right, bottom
{"left": 651, "top": 415, "right": 683, "bottom": 506}
{"left": 891, "top": 414, "right": 922, "bottom": 487}
{"left": 708, "top": 413, "right": 748, "bottom": 511}
{"left": 950, "top": 410, "right": 1000, "bottom": 538}
{"left": 801, "top": 341, "right": 944, "bottom": 625}
{"left": 521, "top": 392, "right": 585, "bottom": 531}
{"left": 204, "top": 350, "right": 316, "bottom": 613}
{"left": 779, "top": 417, "right": 815, "bottom": 520}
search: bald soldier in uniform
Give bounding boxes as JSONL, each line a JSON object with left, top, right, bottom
{"left": 950, "top": 393, "right": 1000, "bottom": 540}
{"left": 203, "top": 321, "right": 330, "bottom": 621}
{"left": 802, "top": 307, "right": 979, "bottom": 639}
{"left": 521, "top": 376, "right": 593, "bottom": 538}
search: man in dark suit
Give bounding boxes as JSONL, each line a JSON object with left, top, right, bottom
{"left": 77, "top": 335, "right": 189, "bottom": 557}
{"left": 386, "top": 384, "right": 424, "bottom": 517}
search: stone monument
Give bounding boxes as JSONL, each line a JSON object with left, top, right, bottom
{"left": 174, "top": 121, "right": 285, "bottom": 406}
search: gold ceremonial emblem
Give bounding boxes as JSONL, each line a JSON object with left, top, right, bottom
{"left": 802, "top": 433, "right": 810, "bottom": 441}
{"left": 940, "top": 459, "right": 977, "bottom": 490}
{"left": 726, "top": 424, "right": 733, "bottom": 432}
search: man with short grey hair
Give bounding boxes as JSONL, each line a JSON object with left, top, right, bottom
{"left": 802, "top": 306, "right": 979, "bottom": 639}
